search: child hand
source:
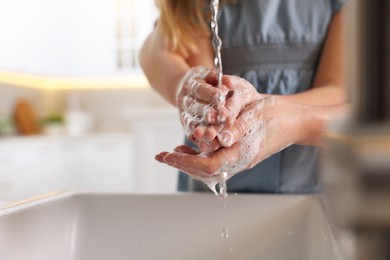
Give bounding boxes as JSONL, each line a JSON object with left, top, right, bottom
{"left": 193, "top": 75, "right": 265, "bottom": 153}
{"left": 175, "top": 66, "right": 229, "bottom": 142}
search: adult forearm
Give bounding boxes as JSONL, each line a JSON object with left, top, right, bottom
{"left": 276, "top": 84, "right": 346, "bottom": 106}
{"left": 298, "top": 103, "right": 350, "bottom": 146}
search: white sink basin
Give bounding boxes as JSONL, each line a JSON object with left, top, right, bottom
{"left": 0, "top": 192, "right": 344, "bottom": 260}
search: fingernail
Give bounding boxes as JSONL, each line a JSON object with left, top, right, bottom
{"left": 217, "top": 115, "right": 226, "bottom": 123}
{"left": 218, "top": 130, "right": 234, "bottom": 147}
{"left": 205, "top": 112, "right": 214, "bottom": 123}
{"left": 188, "top": 134, "right": 196, "bottom": 143}
{"left": 214, "top": 92, "right": 225, "bottom": 105}
{"left": 155, "top": 154, "right": 164, "bottom": 163}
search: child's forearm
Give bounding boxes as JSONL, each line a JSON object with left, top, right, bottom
{"left": 139, "top": 30, "right": 189, "bottom": 106}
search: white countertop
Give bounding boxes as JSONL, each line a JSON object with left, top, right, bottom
{"left": 0, "top": 132, "right": 133, "bottom": 146}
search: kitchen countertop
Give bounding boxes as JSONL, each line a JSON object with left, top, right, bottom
{"left": 0, "top": 132, "right": 133, "bottom": 146}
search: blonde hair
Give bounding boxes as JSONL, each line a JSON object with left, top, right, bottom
{"left": 155, "top": 0, "right": 235, "bottom": 57}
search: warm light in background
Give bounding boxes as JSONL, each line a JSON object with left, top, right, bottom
{"left": 0, "top": 70, "right": 148, "bottom": 90}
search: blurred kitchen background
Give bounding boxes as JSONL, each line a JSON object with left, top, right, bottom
{"left": 0, "top": 0, "right": 183, "bottom": 205}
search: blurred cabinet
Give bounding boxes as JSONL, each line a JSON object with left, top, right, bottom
{"left": 0, "top": 108, "right": 186, "bottom": 205}
{"left": 0, "top": 134, "right": 133, "bottom": 203}
{"left": 130, "top": 108, "right": 184, "bottom": 193}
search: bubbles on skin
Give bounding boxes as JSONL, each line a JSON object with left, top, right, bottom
{"left": 182, "top": 101, "right": 226, "bottom": 143}
{"left": 171, "top": 70, "right": 284, "bottom": 195}
{"left": 198, "top": 67, "right": 212, "bottom": 79}
{"left": 182, "top": 115, "right": 268, "bottom": 195}
{"left": 175, "top": 67, "right": 210, "bottom": 104}
{"left": 182, "top": 113, "right": 202, "bottom": 138}
{"left": 214, "top": 91, "right": 226, "bottom": 109}
{"left": 202, "top": 103, "right": 217, "bottom": 123}
{"left": 178, "top": 93, "right": 281, "bottom": 195}
{"left": 187, "top": 127, "right": 265, "bottom": 195}
{"left": 187, "top": 68, "right": 226, "bottom": 110}
{"left": 225, "top": 76, "right": 261, "bottom": 111}
{"left": 177, "top": 66, "right": 226, "bottom": 138}
{"left": 233, "top": 120, "right": 265, "bottom": 173}
{"left": 174, "top": 89, "right": 301, "bottom": 201}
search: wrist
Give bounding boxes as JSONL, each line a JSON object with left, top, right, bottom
{"left": 297, "top": 105, "right": 328, "bottom": 146}
{"left": 270, "top": 97, "right": 312, "bottom": 146}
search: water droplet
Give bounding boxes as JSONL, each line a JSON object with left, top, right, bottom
{"left": 221, "top": 227, "right": 229, "bottom": 239}
{"left": 219, "top": 170, "right": 228, "bottom": 198}
{"left": 288, "top": 230, "right": 293, "bottom": 237}
{"left": 230, "top": 247, "right": 233, "bottom": 252}
{"left": 222, "top": 171, "right": 228, "bottom": 179}
{"left": 219, "top": 186, "right": 227, "bottom": 198}
{"left": 234, "top": 193, "right": 238, "bottom": 196}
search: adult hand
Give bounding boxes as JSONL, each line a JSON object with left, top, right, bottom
{"left": 156, "top": 97, "right": 308, "bottom": 185}
{"left": 193, "top": 75, "right": 265, "bottom": 153}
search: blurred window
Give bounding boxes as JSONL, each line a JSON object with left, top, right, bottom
{"left": 116, "top": 0, "right": 158, "bottom": 74}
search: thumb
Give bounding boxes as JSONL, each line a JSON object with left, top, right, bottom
{"left": 217, "top": 100, "right": 265, "bottom": 147}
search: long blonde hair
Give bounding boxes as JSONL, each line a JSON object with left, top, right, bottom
{"left": 155, "top": 0, "right": 234, "bottom": 57}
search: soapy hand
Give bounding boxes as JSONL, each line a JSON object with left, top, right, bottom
{"left": 194, "top": 75, "right": 265, "bottom": 153}
{"left": 175, "top": 66, "right": 230, "bottom": 142}
{"left": 156, "top": 97, "right": 305, "bottom": 188}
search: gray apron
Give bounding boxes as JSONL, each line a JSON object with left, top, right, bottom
{"left": 178, "top": 0, "right": 347, "bottom": 193}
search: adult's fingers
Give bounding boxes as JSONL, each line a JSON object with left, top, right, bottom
{"left": 198, "top": 139, "right": 221, "bottom": 154}
{"left": 162, "top": 151, "right": 220, "bottom": 175}
{"left": 156, "top": 141, "right": 246, "bottom": 183}
{"left": 163, "top": 142, "right": 242, "bottom": 174}
{"left": 194, "top": 124, "right": 224, "bottom": 143}
{"left": 218, "top": 100, "right": 265, "bottom": 147}
{"left": 204, "top": 124, "right": 225, "bottom": 142}
{"left": 222, "top": 75, "right": 262, "bottom": 126}
{"left": 159, "top": 155, "right": 211, "bottom": 179}
{"left": 173, "top": 145, "right": 199, "bottom": 155}
{"left": 223, "top": 93, "right": 242, "bottom": 127}
{"left": 193, "top": 119, "right": 227, "bottom": 141}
